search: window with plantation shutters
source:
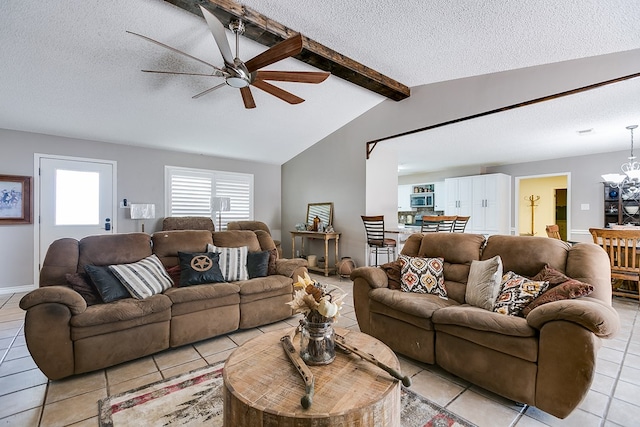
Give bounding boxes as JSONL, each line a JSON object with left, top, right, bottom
{"left": 165, "top": 166, "right": 253, "bottom": 230}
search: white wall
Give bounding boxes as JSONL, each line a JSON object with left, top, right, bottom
{"left": 0, "top": 128, "right": 281, "bottom": 292}
{"left": 282, "top": 49, "right": 640, "bottom": 266}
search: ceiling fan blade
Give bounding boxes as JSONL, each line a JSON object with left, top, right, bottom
{"left": 199, "top": 5, "right": 234, "bottom": 65}
{"left": 126, "top": 30, "right": 222, "bottom": 73}
{"left": 252, "top": 79, "right": 304, "bottom": 104}
{"left": 192, "top": 82, "right": 227, "bottom": 99}
{"left": 240, "top": 87, "right": 256, "bottom": 109}
{"left": 245, "top": 34, "right": 303, "bottom": 73}
{"left": 142, "top": 70, "right": 223, "bottom": 77}
{"left": 255, "top": 70, "right": 329, "bottom": 84}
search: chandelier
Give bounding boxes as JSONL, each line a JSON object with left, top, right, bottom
{"left": 602, "top": 125, "right": 640, "bottom": 189}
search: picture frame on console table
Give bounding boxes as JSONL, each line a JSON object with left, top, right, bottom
{"left": 0, "top": 174, "right": 33, "bottom": 224}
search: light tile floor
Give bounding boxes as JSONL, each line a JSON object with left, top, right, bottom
{"left": 0, "top": 274, "right": 638, "bottom": 426}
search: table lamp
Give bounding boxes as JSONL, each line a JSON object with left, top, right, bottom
{"left": 212, "top": 197, "right": 231, "bottom": 231}
{"left": 130, "top": 203, "right": 155, "bottom": 233}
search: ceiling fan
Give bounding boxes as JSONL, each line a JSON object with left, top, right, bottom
{"left": 127, "top": 5, "right": 330, "bottom": 109}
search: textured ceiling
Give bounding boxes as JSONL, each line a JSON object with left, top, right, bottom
{"left": 1, "top": 0, "right": 639, "bottom": 173}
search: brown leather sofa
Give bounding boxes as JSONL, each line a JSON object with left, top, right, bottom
{"left": 351, "top": 233, "right": 620, "bottom": 419}
{"left": 20, "top": 230, "right": 306, "bottom": 380}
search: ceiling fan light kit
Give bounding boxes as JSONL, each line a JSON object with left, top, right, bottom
{"left": 128, "top": 5, "right": 329, "bottom": 109}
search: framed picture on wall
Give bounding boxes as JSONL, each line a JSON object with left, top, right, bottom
{"left": 0, "top": 174, "right": 33, "bottom": 224}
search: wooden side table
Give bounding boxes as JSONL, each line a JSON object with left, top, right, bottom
{"left": 290, "top": 231, "right": 340, "bottom": 276}
{"left": 223, "top": 328, "right": 401, "bottom": 426}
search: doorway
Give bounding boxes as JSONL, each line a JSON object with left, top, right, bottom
{"left": 516, "top": 174, "right": 570, "bottom": 239}
{"left": 34, "top": 154, "right": 117, "bottom": 281}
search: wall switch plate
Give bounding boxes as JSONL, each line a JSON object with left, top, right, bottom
{"left": 581, "top": 203, "right": 590, "bottom": 211}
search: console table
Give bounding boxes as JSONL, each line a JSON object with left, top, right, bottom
{"left": 290, "top": 231, "right": 340, "bottom": 276}
{"left": 223, "top": 328, "right": 401, "bottom": 426}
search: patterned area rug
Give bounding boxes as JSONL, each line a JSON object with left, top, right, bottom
{"left": 98, "top": 364, "right": 475, "bottom": 427}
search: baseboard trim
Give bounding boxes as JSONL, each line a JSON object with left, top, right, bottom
{"left": 0, "top": 284, "right": 36, "bottom": 296}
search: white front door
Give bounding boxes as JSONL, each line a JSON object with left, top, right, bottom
{"left": 37, "top": 155, "right": 117, "bottom": 269}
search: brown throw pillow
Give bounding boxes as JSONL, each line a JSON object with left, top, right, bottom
{"left": 165, "top": 265, "right": 181, "bottom": 287}
{"left": 267, "top": 248, "right": 277, "bottom": 275}
{"left": 522, "top": 279, "right": 594, "bottom": 316}
{"left": 380, "top": 259, "right": 403, "bottom": 290}
{"left": 65, "top": 272, "right": 103, "bottom": 306}
{"left": 531, "top": 264, "right": 570, "bottom": 287}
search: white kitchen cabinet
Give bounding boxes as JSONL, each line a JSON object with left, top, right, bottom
{"left": 445, "top": 173, "right": 510, "bottom": 235}
{"left": 398, "top": 184, "right": 415, "bottom": 211}
{"left": 445, "top": 176, "right": 473, "bottom": 217}
{"left": 471, "top": 173, "right": 510, "bottom": 235}
{"left": 433, "top": 181, "right": 445, "bottom": 211}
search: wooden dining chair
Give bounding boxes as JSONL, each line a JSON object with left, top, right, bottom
{"left": 420, "top": 216, "right": 441, "bottom": 233}
{"left": 589, "top": 227, "right": 640, "bottom": 300}
{"left": 453, "top": 216, "right": 470, "bottom": 233}
{"left": 421, "top": 215, "right": 457, "bottom": 233}
{"left": 361, "top": 215, "right": 397, "bottom": 266}
{"left": 546, "top": 224, "right": 561, "bottom": 240}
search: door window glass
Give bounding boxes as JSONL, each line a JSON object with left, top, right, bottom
{"left": 55, "top": 170, "right": 100, "bottom": 225}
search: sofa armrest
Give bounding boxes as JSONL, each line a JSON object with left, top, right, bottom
{"left": 20, "top": 286, "right": 87, "bottom": 315}
{"left": 350, "top": 267, "right": 389, "bottom": 289}
{"left": 275, "top": 258, "right": 308, "bottom": 278}
{"left": 526, "top": 297, "right": 620, "bottom": 338}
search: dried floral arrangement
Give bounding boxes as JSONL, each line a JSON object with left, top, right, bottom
{"left": 287, "top": 272, "right": 346, "bottom": 323}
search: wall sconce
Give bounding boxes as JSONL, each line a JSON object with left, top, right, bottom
{"left": 130, "top": 203, "right": 156, "bottom": 233}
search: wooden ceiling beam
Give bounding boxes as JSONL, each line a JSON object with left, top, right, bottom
{"left": 164, "top": 0, "right": 410, "bottom": 101}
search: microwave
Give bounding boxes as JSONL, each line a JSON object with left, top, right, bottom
{"left": 410, "top": 192, "right": 434, "bottom": 208}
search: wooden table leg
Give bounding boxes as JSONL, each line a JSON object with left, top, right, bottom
{"left": 291, "top": 235, "right": 296, "bottom": 258}
{"left": 324, "top": 235, "right": 329, "bottom": 276}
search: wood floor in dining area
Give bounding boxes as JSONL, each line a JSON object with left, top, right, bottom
{"left": 1, "top": 274, "right": 639, "bottom": 426}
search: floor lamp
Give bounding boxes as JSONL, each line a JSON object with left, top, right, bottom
{"left": 130, "top": 203, "right": 156, "bottom": 233}
{"left": 212, "top": 197, "right": 231, "bottom": 231}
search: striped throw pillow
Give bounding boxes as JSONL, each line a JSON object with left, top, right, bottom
{"left": 109, "top": 254, "right": 173, "bottom": 299}
{"left": 207, "top": 244, "right": 249, "bottom": 282}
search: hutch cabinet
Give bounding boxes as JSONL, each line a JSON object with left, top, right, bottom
{"left": 603, "top": 183, "right": 640, "bottom": 226}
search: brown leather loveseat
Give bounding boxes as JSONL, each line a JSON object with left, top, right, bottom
{"left": 351, "top": 232, "right": 620, "bottom": 419}
{"left": 20, "top": 229, "right": 306, "bottom": 380}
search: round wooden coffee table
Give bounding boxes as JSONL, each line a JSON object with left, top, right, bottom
{"left": 223, "top": 328, "right": 401, "bottom": 426}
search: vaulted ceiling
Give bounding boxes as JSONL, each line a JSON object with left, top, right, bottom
{"left": 1, "top": 0, "right": 639, "bottom": 174}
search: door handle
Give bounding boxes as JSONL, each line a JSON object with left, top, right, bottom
{"left": 104, "top": 218, "right": 111, "bottom": 231}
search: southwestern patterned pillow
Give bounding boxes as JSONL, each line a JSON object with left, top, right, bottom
{"left": 493, "top": 271, "right": 548, "bottom": 317}
{"left": 399, "top": 255, "right": 447, "bottom": 299}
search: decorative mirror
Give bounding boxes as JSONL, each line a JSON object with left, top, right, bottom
{"left": 306, "top": 202, "right": 333, "bottom": 227}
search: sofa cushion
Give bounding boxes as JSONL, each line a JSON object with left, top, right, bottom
{"left": 152, "top": 230, "right": 213, "bottom": 267}
{"left": 521, "top": 279, "right": 594, "bottom": 316}
{"left": 369, "top": 287, "right": 458, "bottom": 328}
{"left": 77, "top": 233, "right": 152, "bottom": 273}
{"left": 432, "top": 305, "right": 537, "bottom": 337}
{"left": 65, "top": 273, "right": 102, "bottom": 306}
{"left": 109, "top": 254, "right": 173, "bottom": 299}
{"left": 212, "top": 230, "right": 261, "bottom": 252}
{"left": 399, "top": 255, "right": 447, "bottom": 299}
{"left": 247, "top": 251, "right": 270, "bottom": 278}
{"left": 178, "top": 252, "right": 225, "bottom": 286}
{"left": 70, "top": 293, "right": 172, "bottom": 328}
{"left": 493, "top": 272, "right": 549, "bottom": 317}
{"left": 164, "top": 283, "right": 241, "bottom": 316}
{"left": 237, "top": 275, "right": 292, "bottom": 297}
{"left": 84, "top": 265, "right": 130, "bottom": 303}
{"left": 207, "top": 244, "right": 249, "bottom": 281}
{"left": 482, "top": 235, "right": 569, "bottom": 278}
{"left": 465, "top": 255, "right": 503, "bottom": 311}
